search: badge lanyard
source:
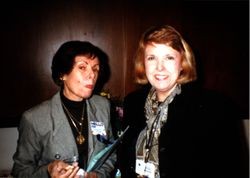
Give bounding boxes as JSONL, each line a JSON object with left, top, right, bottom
{"left": 145, "top": 108, "right": 162, "bottom": 162}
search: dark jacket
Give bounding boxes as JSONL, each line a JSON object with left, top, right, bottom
{"left": 120, "top": 83, "right": 248, "bottom": 178}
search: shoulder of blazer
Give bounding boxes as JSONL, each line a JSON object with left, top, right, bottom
{"left": 21, "top": 92, "right": 62, "bottom": 130}
{"left": 87, "top": 94, "right": 110, "bottom": 109}
{"left": 23, "top": 92, "right": 60, "bottom": 117}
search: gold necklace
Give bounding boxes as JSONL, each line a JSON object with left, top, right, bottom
{"left": 62, "top": 102, "right": 85, "bottom": 145}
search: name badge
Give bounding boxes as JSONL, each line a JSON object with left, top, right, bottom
{"left": 90, "top": 121, "right": 106, "bottom": 135}
{"left": 136, "top": 159, "right": 146, "bottom": 176}
{"left": 136, "top": 159, "right": 156, "bottom": 178}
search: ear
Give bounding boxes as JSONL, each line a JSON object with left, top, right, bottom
{"left": 60, "top": 75, "right": 66, "bottom": 81}
{"left": 179, "top": 66, "right": 183, "bottom": 72}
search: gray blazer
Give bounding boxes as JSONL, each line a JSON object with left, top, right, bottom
{"left": 12, "top": 92, "right": 116, "bottom": 178}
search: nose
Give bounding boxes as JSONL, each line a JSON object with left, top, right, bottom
{"left": 86, "top": 67, "right": 95, "bottom": 79}
{"left": 156, "top": 60, "right": 163, "bottom": 71}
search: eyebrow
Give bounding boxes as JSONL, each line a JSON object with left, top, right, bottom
{"left": 75, "top": 61, "right": 100, "bottom": 67}
{"left": 75, "top": 61, "right": 87, "bottom": 64}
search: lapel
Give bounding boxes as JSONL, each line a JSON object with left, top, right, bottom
{"left": 48, "top": 93, "right": 102, "bottom": 161}
{"left": 50, "top": 92, "right": 78, "bottom": 156}
{"left": 86, "top": 97, "right": 97, "bottom": 160}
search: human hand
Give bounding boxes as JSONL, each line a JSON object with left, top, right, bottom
{"left": 48, "top": 160, "right": 80, "bottom": 178}
{"left": 84, "top": 171, "right": 98, "bottom": 178}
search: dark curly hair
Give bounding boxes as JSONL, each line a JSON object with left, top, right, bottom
{"left": 51, "top": 41, "right": 110, "bottom": 92}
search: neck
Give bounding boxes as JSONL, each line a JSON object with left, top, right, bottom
{"left": 61, "top": 91, "right": 85, "bottom": 113}
{"left": 156, "top": 84, "right": 177, "bottom": 102}
{"left": 63, "top": 88, "right": 84, "bottom": 102}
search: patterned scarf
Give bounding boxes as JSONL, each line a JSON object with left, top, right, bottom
{"left": 136, "top": 84, "right": 181, "bottom": 177}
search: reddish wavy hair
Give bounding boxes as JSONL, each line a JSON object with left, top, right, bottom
{"left": 134, "top": 25, "right": 197, "bottom": 84}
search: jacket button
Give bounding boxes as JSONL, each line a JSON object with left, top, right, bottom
{"left": 160, "top": 147, "right": 166, "bottom": 152}
{"left": 55, "top": 153, "right": 61, "bottom": 159}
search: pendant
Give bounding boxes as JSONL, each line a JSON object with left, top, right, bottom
{"left": 76, "top": 134, "right": 85, "bottom": 145}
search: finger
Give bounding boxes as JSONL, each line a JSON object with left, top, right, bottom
{"left": 69, "top": 166, "right": 80, "bottom": 178}
{"left": 55, "top": 161, "right": 74, "bottom": 177}
{"left": 50, "top": 161, "right": 64, "bottom": 177}
{"left": 61, "top": 166, "right": 79, "bottom": 178}
{"left": 85, "top": 172, "right": 97, "bottom": 178}
{"left": 59, "top": 167, "right": 74, "bottom": 178}
{"left": 72, "top": 162, "right": 79, "bottom": 167}
{"left": 57, "top": 160, "right": 74, "bottom": 172}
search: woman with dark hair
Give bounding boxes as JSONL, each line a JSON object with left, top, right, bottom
{"left": 121, "top": 25, "right": 246, "bottom": 178}
{"left": 12, "top": 41, "right": 115, "bottom": 178}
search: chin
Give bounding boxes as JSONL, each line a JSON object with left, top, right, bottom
{"left": 155, "top": 87, "right": 170, "bottom": 92}
{"left": 155, "top": 85, "right": 168, "bottom": 90}
{"left": 82, "top": 93, "right": 93, "bottom": 99}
